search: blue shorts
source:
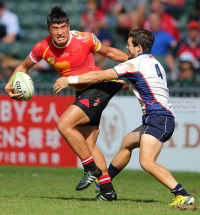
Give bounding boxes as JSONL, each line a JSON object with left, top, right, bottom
{"left": 142, "top": 115, "right": 175, "bottom": 143}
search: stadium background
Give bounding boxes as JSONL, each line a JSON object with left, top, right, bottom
{"left": 0, "top": 0, "right": 199, "bottom": 172}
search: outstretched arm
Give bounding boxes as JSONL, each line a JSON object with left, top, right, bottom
{"left": 71, "top": 69, "right": 118, "bottom": 84}
{"left": 53, "top": 69, "right": 118, "bottom": 93}
{"left": 97, "top": 43, "right": 128, "bottom": 62}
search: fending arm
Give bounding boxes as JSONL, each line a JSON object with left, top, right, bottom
{"left": 53, "top": 69, "right": 118, "bottom": 93}
{"left": 73, "top": 69, "right": 118, "bottom": 84}
{"left": 97, "top": 43, "right": 128, "bottom": 63}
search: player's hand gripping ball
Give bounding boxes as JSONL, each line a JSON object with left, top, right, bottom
{"left": 12, "top": 72, "right": 34, "bottom": 101}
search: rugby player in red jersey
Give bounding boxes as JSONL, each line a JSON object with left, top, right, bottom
{"left": 5, "top": 6, "right": 128, "bottom": 200}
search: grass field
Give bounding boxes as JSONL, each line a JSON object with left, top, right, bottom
{"left": 0, "top": 166, "right": 199, "bottom": 215}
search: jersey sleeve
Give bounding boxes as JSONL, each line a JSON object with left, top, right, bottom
{"left": 114, "top": 63, "right": 127, "bottom": 78}
{"left": 70, "top": 31, "right": 101, "bottom": 52}
{"left": 114, "top": 61, "right": 138, "bottom": 83}
{"left": 30, "top": 42, "right": 44, "bottom": 63}
{"left": 88, "top": 33, "right": 101, "bottom": 52}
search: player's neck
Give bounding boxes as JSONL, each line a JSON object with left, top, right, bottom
{"left": 52, "top": 39, "right": 70, "bottom": 49}
{"left": 136, "top": 51, "right": 143, "bottom": 57}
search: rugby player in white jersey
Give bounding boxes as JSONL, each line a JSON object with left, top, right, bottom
{"left": 53, "top": 29, "right": 194, "bottom": 205}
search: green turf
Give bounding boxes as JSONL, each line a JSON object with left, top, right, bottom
{"left": 0, "top": 166, "right": 199, "bottom": 215}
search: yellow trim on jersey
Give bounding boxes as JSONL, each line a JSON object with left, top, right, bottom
{"left": 42, "top": 42, "right": 52, "bottom": 59}
{"left": 104, "top": 79, "right": 118, "bottom": 82}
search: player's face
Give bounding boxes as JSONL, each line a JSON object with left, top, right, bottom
{"left": 126, "top": 37, "right": 140, "bottom": 59}
{"left": 49, "top": 22, "right": 70, "bottom": 47}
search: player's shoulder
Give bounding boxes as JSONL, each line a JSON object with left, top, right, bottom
{"left": 137, "top": 54, "right": 164, "bottom": 69}
{"left": 149, "top": 57, "right": 165, "bottom": 72}
{"left": 126, "top": 54, "right": 147, "bottom": 67}
{"left": 137, "top": 53, "right": 154, "bottom": 62}
{"left": 115, "top": 58, "right": 138, "bottom": 73}
{"left": 70, "top": 30, "right": 100, "bottom": 51}
{"left": 70, "top": 30, "right": 93, "bottom": 42}
{"left": 34, "top": 36, "right": 52, "bottom": 51}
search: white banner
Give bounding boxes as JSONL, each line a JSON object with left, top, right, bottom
{"left": 78, "top": 97, "right": 200, "bottom": 172}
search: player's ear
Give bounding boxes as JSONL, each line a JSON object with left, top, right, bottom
{"left": 138, "top": 44, "right": 143, "bottom": 52}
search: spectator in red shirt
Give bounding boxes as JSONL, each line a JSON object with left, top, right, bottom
{"left": 99, "top": 0, "right": 117, "bottom": 13}
{"left": 81, "top": 0, "right": 107, "bottom": 31}
{"left": 167, "top": 20, "right": 200, "bottom": 80}
{"left": 143, "top": 0, "right": 180, "bottom": 42}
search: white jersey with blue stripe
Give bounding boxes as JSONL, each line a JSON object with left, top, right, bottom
{"left": 114, "top": 53, "right": 174, "bottom": 117}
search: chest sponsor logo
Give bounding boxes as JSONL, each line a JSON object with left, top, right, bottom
{"left": 60, "top": 53, "right": 69, "bottom": 57}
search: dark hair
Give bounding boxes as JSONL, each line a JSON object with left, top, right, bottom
{"left": 128, "top": 29, "right": 155, "bottom": 53}
{"left": 0, "top": 1, "right": 4, "bottom": 8}
{"left": 47, "top": 6, "right": 69, "bottom": 29}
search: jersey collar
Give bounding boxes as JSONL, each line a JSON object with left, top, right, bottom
{"left": 137, "top": 53, "right": 149, "bottom": 57}
{"left": 52, "top": 33, "right": 72, "bottom": 49}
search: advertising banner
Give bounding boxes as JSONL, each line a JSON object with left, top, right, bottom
{"left": 0, "top": 95, "right": 76, "bottom": 167}
{"left": 1, "top": 95, "right": 199, "bottom": 172}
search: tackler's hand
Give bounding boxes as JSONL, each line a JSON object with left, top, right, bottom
{"left": 117, "top": 80, "right": 130, "bottom": 91}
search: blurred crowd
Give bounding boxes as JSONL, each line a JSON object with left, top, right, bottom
{"left": 0, "top": 0, "right": 200, "bottom": 87}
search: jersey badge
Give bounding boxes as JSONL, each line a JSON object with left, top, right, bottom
{"left": 72, "top": 48, "right": 82, "bottom": 55}
{"left": 48, "top": 57, "right": 55, "bottom": 65}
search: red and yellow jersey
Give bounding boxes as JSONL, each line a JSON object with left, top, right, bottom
{"left": 30, "top": 31, "right": 102, "bottom": 91}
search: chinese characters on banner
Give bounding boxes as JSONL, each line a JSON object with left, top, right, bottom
{"left": 0, "top": 95, "right": 76, "bottom": 167}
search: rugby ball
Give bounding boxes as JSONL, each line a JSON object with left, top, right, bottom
{"left": 12, "top": 72, "right": 34, "bottom": 101}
